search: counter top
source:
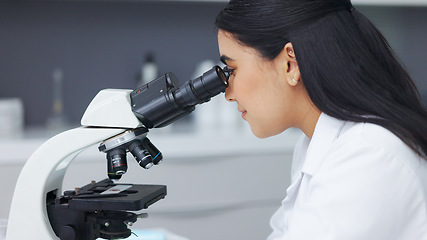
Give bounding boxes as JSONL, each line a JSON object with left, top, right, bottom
{"left": 0, "top": 126, "right": 301, "bottom": 164}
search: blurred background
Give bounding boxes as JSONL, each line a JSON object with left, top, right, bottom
{"left": 0, "top": 1, "right": 426, "bottom": 129}
{"left": 0, "top": 1, "right": 426, "bottom": 240}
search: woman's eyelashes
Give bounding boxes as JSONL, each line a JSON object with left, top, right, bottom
{"left": 224, "top": 66, "right": 235, "bottom": 76}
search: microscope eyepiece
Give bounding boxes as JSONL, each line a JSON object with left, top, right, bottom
{"left": 174, "top": 65, "right": 229, "bottom": 109}
{"left": 130, "top": 65, "right": 229, "bottom": 128}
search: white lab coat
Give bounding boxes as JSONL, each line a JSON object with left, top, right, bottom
{"left": 267, "top": 113, "right": 427, "bottom": 240}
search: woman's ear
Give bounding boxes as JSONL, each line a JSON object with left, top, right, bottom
{"left": 281, "top": 42, "right": 301, "bottom": 87}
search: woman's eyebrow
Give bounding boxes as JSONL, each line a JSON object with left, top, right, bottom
{"left": 220, "top": 55, "right": 233, "bottom": 65}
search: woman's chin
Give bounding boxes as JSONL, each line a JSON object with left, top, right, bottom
{"left": 250, "top": 126, "right": 271, "bottom": 139}
{"left": 250, "top": 125, "right": 287, "bottom": 139}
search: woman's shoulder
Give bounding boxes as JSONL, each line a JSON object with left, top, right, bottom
{"left": 337, "top": 121, "right": 411, "bottom": 157}
{"left": 308, "top": 121, "right": 427, "bottom": 236}
{"left": 332, "top": 121, "right": 427, "bottom": 190}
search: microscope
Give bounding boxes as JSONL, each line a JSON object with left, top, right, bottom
{"left": 6, "top": 66, "right": 230, "bottom": 240}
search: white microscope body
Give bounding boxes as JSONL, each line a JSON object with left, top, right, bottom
{"left": 6, "top": 66, "right": 229, "bottom": 240}
{"left": 6, "top": 89, "right": 141, "bottom": 240}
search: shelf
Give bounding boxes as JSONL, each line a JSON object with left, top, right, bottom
{"left": 43, "top": 0, "right": 427, "bottom": 6}
{"left": 149, "top": 0, "right": 427, "bottom": 6}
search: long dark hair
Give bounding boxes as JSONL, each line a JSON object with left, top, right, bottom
{"left": 216, "top": 0, "right": 427, "bottom": 158}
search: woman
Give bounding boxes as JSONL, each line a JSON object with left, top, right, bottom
{"left": 215, "top": 0, "right": 427, "bottom": 239}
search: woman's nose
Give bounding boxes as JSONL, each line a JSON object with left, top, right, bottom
{"left": 224, "top": 78, "right": 235, "bottom": 102}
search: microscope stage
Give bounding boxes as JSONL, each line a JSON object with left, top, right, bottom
{"left": 56, "top": 179, "right": 167, "bottom": 211}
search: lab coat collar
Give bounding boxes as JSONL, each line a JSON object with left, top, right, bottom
{"left": 301, "top": 113, "right": 347, "bottom": 176}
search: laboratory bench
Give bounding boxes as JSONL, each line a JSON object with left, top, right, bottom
{"left": 0, "top": 126, "right": 301, "bottom": 240}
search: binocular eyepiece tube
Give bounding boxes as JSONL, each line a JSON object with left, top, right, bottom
{"left": 130, "top": 65, "right": 230, "bottom": 129}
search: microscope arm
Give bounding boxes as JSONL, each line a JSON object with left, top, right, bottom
{"left": 6, "top": 127, "right": 126, "bottom": 239}
{"left": 7, "top": 90, "right": 135, "bottom": 239}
